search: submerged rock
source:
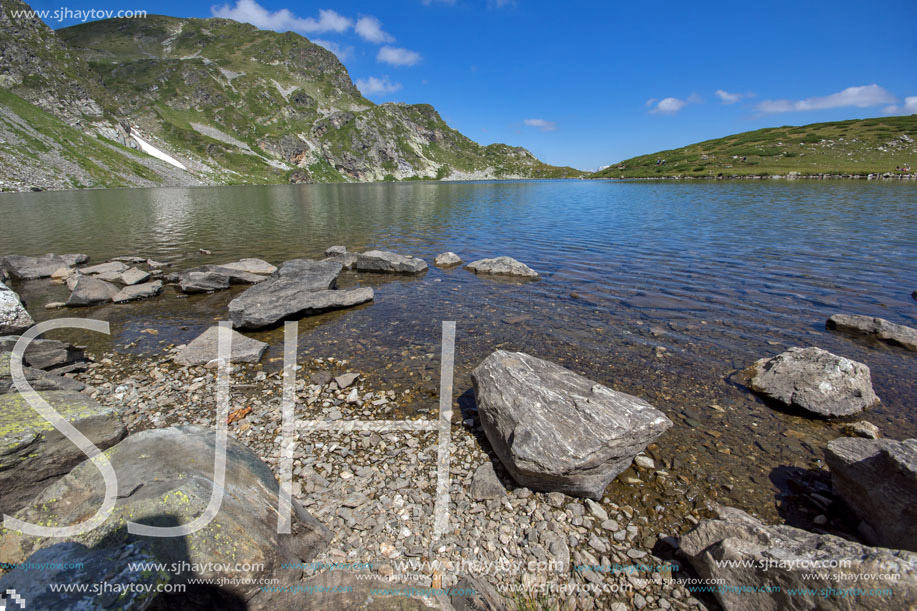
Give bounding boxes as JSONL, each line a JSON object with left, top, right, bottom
{"left": 825, "top": 437, "right": 917, "bottom": 552}
{"left": 680, "top": 504, "right": 917, "bottom": 611}
{"left": 173, "top": 326, "right": 268, "bottom": 366}
{"left": 228, "top": 259, "right": 372, "bottom": 329}
{"left": 827, "top": 314, "right": 917, "bottom": 352}
{"left": 747, "top": 347, "right": 878, "bottom": 418}
{"left": 0, "top": 390, "right": 126, "bottom": 515}
{"left": 466, "top": 256, "right": 539, "bottom": 279}
{"left": 112, "top": 280, "right": 163, "bottom": 303}
{"left": 471, "top": 350, "right": 672, "bottom": 499}
{"left": 356, "top": 250, "right": 428, "bottom": 274}
{"left": 0, "top": 280, "right": 33, "bottom": 334}
{"left": 66, "top": 276, "right": 119, "bottom": 306}
{"left": 0, "top": 426, "right": 331, "bottom": 608}
{"left": 434, "top": 252, "right": 463, "bottom": 267}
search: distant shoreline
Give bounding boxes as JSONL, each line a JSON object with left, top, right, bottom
{"left": 593, "top": 173, "right": 917, "bottom": 182}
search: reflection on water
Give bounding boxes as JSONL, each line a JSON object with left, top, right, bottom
{"left": 2, "top": 180, "right": 916, "bottom": 521}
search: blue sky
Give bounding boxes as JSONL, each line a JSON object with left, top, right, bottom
{"left": 38, "top": 0, "right": 917, "bottom": 170}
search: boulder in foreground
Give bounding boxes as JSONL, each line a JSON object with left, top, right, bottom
{"left": 748, "top": 347, "right": 878, "bottom": 418}
{"left": 0, "top": 280, "right": 33, "bottom": 334}
{"left": 356, "top": 250, "right": 428, "bottom": 274}
{"left": 173, "top": 326, "right": 268, "bottom": 366}
{"left": 466, "top": 256, "right": 539, "bottom": 279}
{"left": 680, "top": 504, "right": 917, "bottom": 611}
{"left": 825, "top": 437, "right": 917, "bottom": 552}
{"left": 827, "top": 314, "right": 917, "bottom": 352}
{"left": 0, "top": 390, "right": 126, "bottom": 515}
{"left": 0, "top": 426, "right": 331, "bottom": 608}
{"left": 471, "top": 350, "right": 672, "bottom": 499}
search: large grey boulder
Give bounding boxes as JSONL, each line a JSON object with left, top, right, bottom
{"left": 0, "top": 336, "right": 85, "bottom": 370}
{"left": 825, "top": 437, "right": 917, "bottom": 552}
{"left": 112, "top": 280, "right": 163, "bottom": 303}
{"left": 0, "top": 255, "right": 72, "bottom": 280}
{"left": 827, "top": 314, "right": 917, "bottom": 352}
{"left": 0, "top": 541, "right": 167, "bottom": 611}
{"left": 174, "top": 326, "right": 268, "bottom": 366}
{"left": 680, "top": 504, "right": 917, "bottom": 611}
{"left": 228, "top": 259, "right": 372, "bottom": 329}
{"left": 0, "top": 391, "right": 126, "bottom": 515}
{"left": 0, "top": 353, "right": 85, "bottom": 394}
{"left": 219, "top": 258, "right": 278, "bottom": 275}
{"left": 356, "top": 250, "right": 428, "bottom": 274}
{"left": 66, "top": 276, "right": 119, "bottom": 306}
{"left": 0, "top": 426, "right": 331, "bottom": 608}
{"left": 466, "top": 256, "right": 539, "bottom": 279}
{"left": 748, "top": 347, "right": 879, "bottom": 418}
{"left": 0, "top": 280, "right": 33, "bottom": 334}
{"left": 471, "top": 350, "right": 672, "bottom": 499}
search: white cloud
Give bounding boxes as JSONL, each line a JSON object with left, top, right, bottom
{"left": 715, "top": 89, "right": 744, "bottom": 104}
{"left": 377, "top": 45, "right": 422, "bottom": 67}
{"left": 523, "top": 118, "right": 557, "bottom": 132}
{"left": 211, "top": 0, "right": 352, "bottom": 34}
{"left": 313, "top": 39, "right": 353, "bottom": 61}
{"left": 757, "top": 84, "right": 897, "bottom": 113}
{"left": 647, "top": 93, "right": 702, "bottom": 115}
{"left": 355, "top": 15, "right": 394, "bottom": 43}
{"left": 644, "top": 98, "right": 658, "bottom": 108}
{"left": 356, "top": 76, "right": 402, "bottom": 96}
{"left": 883, "top": 96, "right": 917, "bottom": 115}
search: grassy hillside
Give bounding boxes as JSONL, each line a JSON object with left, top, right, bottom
{"left": 591, "top": 116, "right": 917, "bottom": 179}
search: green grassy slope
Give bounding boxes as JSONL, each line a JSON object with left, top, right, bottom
{"left": 591, "top": 116, "right": 917, "bottom": 179}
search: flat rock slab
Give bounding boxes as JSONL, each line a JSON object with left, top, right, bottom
{"left": 112, "top": 280, "right": 163, "bottom": 303}
{"left": 748, "top": 347, "right": 879, "bottom": 418}
{"left": 174, "top": 326, "right": 268, "bottom": 366}
{"left": 231, "top": 287, "right": 373, "bottom": 329}
{"left": 0, "top": 426, "right": 331, "bottom": 607}
{"left": 0, "top": 280, "right": 33, "bottom": 334}
{"left": 66, "top": 276, "right": 119, "bottom": 306}
{"left": 680, "top": 504, "right": 917, "bottom": 611}
{"left": 219, "top": 258, "right": 278, "bottom": 275}
{"left": 0, "top": 336, "right": 85, "bottom": 370}
{"left": 471, "top": 350, "right": 672, "bottom": 499}
{"left": 466, "top": 256, "right": 539, "bottom": 279}
{"left": 0, "top": 255, "right": 72, "bottom": 280}
{"left": 435, "top": 252, "right": 463, "bottom": 267}
{"left": 825, "top": 437, "right": 917, "bottom": 552}
{"left": 0, "top": 353, "right": 86, "bottom": 394}
{"left": 78, "top": 261, "right": 128, "bottom": 276}
{"left": 357, "top": 250, "right": 428, "bottom": 274}
{"left": 827, "top": 313, "right": 917, "bottom": 352}
{"left": 0, "top": 390, "right": 126, "bottom": 515}
{"left": 120, "top": 267, "right": 150, "bottom": 285}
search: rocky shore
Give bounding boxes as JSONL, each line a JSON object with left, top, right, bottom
{"left": 1, "top": 247, "right": 916, "bottom": 610}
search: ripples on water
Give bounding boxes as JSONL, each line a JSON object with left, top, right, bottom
{"left": 2, "top": 180, "right": 916, "bottom": 522}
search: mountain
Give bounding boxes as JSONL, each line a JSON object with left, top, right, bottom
{"left": 590, "top": 116, "right": 917, "bottom": 179}
{"left": 0, "top": 3, "right": 582, "bottom": 191}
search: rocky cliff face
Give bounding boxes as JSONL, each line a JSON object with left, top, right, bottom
{"left": 0, "top": 4, "right": 581, "bottom": 190}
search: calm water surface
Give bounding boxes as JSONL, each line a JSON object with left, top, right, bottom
{"left": 2, "top": 180, "right": 915, "bottom": 524}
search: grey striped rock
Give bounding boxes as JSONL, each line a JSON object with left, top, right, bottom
{"left": 356, "top": 250, "right": 427, "bottom": 274}
{"left": 827, "top": 314, "right": 917, "bottom": 352}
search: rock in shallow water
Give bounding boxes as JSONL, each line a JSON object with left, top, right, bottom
{"left": 173, "top": 326, "right": 268, "bottom": 366}
{"left": 434, "top": 252, "right": 463, "bottom": 267}
{"left": 66, "top": 276, "right": 119, "bottom": 306}
{"left": 356, "top": 250, "right": 428, "bottom": 274}
{"left": 219, "top": 257, "right": 278, "bottom": 275}
{"left": 827, "top": 313, "right": 917, "bottom": 352}
{"left": 825, "top": 437, "right": 917, "bottom": 552}
{"left": 466, "top": 256, "right": 539, "bottom": 279}
{"left": 471, "top": 350, "right": 672, "bottom": 499}
{"left": 0, "top": 280, "right": 33, "bottom": 334}
{"left": 119, "top": 266, "right": 150, "bottom": 286}
{"left": 747, "top": 346, "right": 878, "bottom": 418}
{"left": 0, "top": 426, "right": 331, "bottom": 609}
{"left": 112, "top": 280, "right": 163, "bottom": 303}
{"left": 179, "top": 264, "right": 267, "bottom": 293}
{"left": 0, "top": 390, "right": 126, "bottom": 515}
{"left": 0, "top": 254, "right": 73, "bottom": 280}
{"left": 680, "top": 504, "right": 917, "bottom": 611}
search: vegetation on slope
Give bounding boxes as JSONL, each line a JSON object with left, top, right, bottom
{"left": 591, "top": 116, "right": 917, "bottom": 179}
